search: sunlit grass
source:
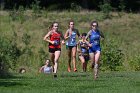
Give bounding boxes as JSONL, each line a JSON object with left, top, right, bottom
{"left": 0, "top": 10, "right": 140, "bottom": 71}
{"left": 0, "top": 71, "right": 140, "bottom": 93}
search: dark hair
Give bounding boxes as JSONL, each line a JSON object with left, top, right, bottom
{"left": 90, "top": 21, "right": 98, "bottom": 27}
{"left": 19, "top": 68, "right": 26, "bottom": 73}
{"left": 45, "top": 59, "right": 51, "bottom": 66}
{"left": 68, "top": 20, "right": 74, "bottom": 28}
{"left": 68, "top": 20, "right": 74, "bottom": 25}
{"left": 82, "top": 33, "right": 87, "bottom": 36}
{"left": 46, "top": 59, "right": 50, "bottom": 62}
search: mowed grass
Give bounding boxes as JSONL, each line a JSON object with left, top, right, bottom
{"left": 0, "top": 71, "right": 140, "bottom": 93}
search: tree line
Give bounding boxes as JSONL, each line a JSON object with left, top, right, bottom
{"left": 1, "top": 0, "right": 140, "bottom": 12}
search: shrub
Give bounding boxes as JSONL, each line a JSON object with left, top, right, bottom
{"left": 0, "top": 37, "right": 21, "bottom": 76}
{"left": 31, "top": 0, "right": 41, "bottom": 18}
{"left": 129, "top": 55, "right": 140, "bottom": 71}
{"left": 9, "top": 5, "right": 26, "bottom": 24}
{"left": 119, "top": 0, "right": 126, "bottom": 12}
{"left": 99, "top": 0, "right": 112, "bottom": 19}
{"left": 70, "top": 2, "right": 81, "bottom": 12}
{"left": 38, "top": 48, "right": 48, "bottom": 66}
{"left": 100, "top": 39, "right": 124, "bottom": 71}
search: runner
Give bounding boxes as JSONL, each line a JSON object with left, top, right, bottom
{"left": 86, "top": 21, "right": 104, "bottom": 79}
{"left": 64, "top": 20, "right": 80, "bottom": 72}
{"left": 43, "top": 22, "right": 65, "bottom": 77}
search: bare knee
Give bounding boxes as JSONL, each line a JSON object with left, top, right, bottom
{"left": 81, "top": 59, "right": 85, "bottom": 63}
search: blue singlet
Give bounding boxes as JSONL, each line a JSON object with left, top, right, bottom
{"left": 67, "top": 31, "right": 77, "bottom": 47}
{"left": 89, "top": 30, "right": 101, "bottom": 53}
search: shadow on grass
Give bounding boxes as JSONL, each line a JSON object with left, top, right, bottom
{"left": 0, "top": 81, "right": 28, "bottom": 87}
{"left": 60, "top": 72, "right": 90, "bottom": 78}
{"left": 0, "top": 74, "right": 31, "bottom": 79}
{"left": 0, "top": 75, "right": 32, "bottom": 87}
{"left": 135, "top": 81, "right": 140, "bottom": 86}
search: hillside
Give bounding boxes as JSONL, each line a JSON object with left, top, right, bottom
{"left": 0, "top": 10, "right": 140, "bottom": 73}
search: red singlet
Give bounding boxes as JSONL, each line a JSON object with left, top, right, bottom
{"left": 49, "top": 32, "right": 61, "bottom": 48}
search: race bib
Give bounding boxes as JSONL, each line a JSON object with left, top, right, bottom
{"left": 54, "top": 40, "right": 60, "bottom": 46}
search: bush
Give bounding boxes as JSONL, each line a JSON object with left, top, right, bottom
{"left": 0, "top": 37, "right": 21, "bottom": 76}
{"left": 70, "top": 2, "right": 81, "bottom": 12}
{"left": 38, "top": 48, "right": 48, "bottom": 66}
{"left": 99, "top": 0, "right": 112, "bottom": 19}
{"left": 9, "top": 5, "right": 26, "bottom": 24}
{"left": 31, "top": 0, "right": 41, "bottom": 18}
{"left": 129, "top": 55, "right": 140, "bottom": 71}
{"left": 100, "top": 39, "right": 124, "bottom": 71}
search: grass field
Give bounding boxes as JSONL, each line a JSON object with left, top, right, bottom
{"left": 0, "top": 10, "right": 140, "bottom": 93}
{"left": 1, "top": 10, "right": 140, "bottom": 72}
{"left": 0, "top": 71, "right": 140, "bottom": 93}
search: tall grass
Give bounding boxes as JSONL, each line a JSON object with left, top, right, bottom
{"left": 0, "top": 10, "right": 140, "bottom": 73}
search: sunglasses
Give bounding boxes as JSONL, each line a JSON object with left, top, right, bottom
{"left": 92, "top": 25, "right": 97, "bottom": 27}
{"left": 70, "top": 24, "right": 74, "bottom": 25}
{"left": 54, "top": 26, "right": 58, "bottom": 27}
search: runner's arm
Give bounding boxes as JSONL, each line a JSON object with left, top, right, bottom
{"left": 77, "top": 41, "right": 82, "bottom": 53}
{"left": 39, "top": 66, "right": 44, "bottom": 73}
{"left": 76, "top": 29, "right": 80, "bottom": 38}
{"left": 60, "top": 31, "right": 65, "bottom": 44}
{"left": 43, "top": 31, "right": 54, "bottom": 44}
{"left": 85, "top": 30, "right": 91, "bottom": 40}
{"left": 64, "top": 30, "right": 70, "bottom": 40}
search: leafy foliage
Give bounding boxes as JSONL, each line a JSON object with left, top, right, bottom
{"left": 31, "top": 0, "right": 42, "bottom": 19}
{"left": 38, "top": 48, "right": 48, "bottom": 66}
{"left": 9, "top": 5, "right": 26, "bottom": 24}
{"left": 0, "top": 37, "right": 21, "bottom": 76}
{"left": 70, "top": 2, "right": 81, "bottom": 12}
{"left": 101, "top": 39, "right": 124, "bottom": 71}
{"left": 2, "top": 0, "right": 140, "bottom": 12}
{"left": 129, "top": 55, "right": 140, "bottom": 71}
{"left": 99, "top": 0, "right": 112, "bottom": 19}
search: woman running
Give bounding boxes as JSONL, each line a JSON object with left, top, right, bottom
{"left": 77, "top": 33, "right": 89, "bottom": 72}
{"left": 44, "top": 22, "right": 65, "bottom": 77}
{"left": 64, "top": 20, "right": 80, "bottom": 72}
{"left": 86, "top": 21, "right": 104, "bottom": 79}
